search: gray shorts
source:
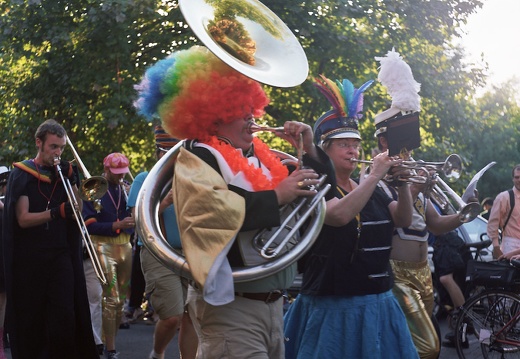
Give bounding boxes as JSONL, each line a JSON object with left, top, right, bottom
{"left": 140, "top": 246, "right": 186, "bottom": 319}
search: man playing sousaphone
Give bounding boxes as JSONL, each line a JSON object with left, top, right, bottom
{"left": 133, "top": 45, "right": 335, "bottom": 358}
{"left": 374, "top": 49, "right": 478, "bottom": 356}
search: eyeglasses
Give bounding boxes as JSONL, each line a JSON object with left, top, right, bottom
{"left": 332, "top": 141, "right": 361, "bottom": 150}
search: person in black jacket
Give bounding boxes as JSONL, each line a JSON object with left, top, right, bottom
{"left": 2, "top": 119, "right": 97, "bottom": 358}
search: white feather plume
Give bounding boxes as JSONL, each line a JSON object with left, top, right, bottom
{"left": 375, "top": 48, "right": 421, "bottom": 112}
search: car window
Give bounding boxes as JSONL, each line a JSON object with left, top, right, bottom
{"left": 461, "top": 216, "right": 488, "bottom": 243}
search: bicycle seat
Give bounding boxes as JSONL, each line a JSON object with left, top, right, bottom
{"left": 465, "top": 239, "right": 492, "bottom": 251}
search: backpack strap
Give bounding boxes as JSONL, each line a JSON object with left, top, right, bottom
{"left": 503, "top": 189, "right": 515, "bottom": 231}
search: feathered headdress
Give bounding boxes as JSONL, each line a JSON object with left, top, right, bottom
{"left": 374, "top": 48, "right": 421, "bottom": 135}
{"left": 313, "top": 74, "right": 374, "bottom": 145}
{"left": 133, "top": 45, "right": 269, "bottom": 141}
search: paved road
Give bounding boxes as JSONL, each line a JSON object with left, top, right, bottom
{"left": 3, "top": 317, "right": 180, "bottom": 359}
{"left": 2, "top": 315, "right": 460, "bottom": 358}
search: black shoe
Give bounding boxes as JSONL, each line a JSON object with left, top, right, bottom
{"left": 97, "top": 344, "right": 105, "bottom": 355}
{"left": 119, "top": 321, "right": 130, "bottom": 329}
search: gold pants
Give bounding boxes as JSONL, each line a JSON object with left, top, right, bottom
{"left": 92, "top": 234, "right": 132, "bottom": 337}
{"left": 391, "top": 259, "right": 440, "bottom": 359}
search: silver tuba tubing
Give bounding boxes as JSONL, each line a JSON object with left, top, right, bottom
{"left": 433, "top": 177, "right": 480, "bottom": 223}
{"left": 135, "top": 141, "right": 329, "bottom": 283}
{"left": 257, "top": 175, "right": 329, "bottom": 259}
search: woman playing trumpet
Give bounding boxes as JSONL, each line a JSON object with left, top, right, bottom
{"left": 283, "top": 76, "right": 418, "bottom": 358}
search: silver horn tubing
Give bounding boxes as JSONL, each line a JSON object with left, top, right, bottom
{"left": 135, "top": 141, "right": 329, "bottom": 283}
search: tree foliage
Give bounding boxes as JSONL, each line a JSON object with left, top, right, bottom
{"left": 1, "top": 0, "right": 519, "bottom": 199}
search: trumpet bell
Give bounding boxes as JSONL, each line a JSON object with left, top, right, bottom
{"left": 79, "top": 176, "right": 109, "bottom": 202}
{"left": 443, "top": 154, "right": 462, "bottom": 182}
{"left": 179, "top": 0, "right": 309, "bottom": 87}
{"left": 458, "top": 202, "right": 481, "bottom": 223}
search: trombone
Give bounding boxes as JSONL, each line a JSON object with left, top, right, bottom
{"left": 57, "top": 138, "right": 109, "bottom": 285}
{"left": 55, "top": 160, "right": 107, "bottom": 284}
{"left": 66, "top": 137, "right": 108, "bottom": 201}
{"left": 120, "top": 178, "right": 130, "bottom": 202}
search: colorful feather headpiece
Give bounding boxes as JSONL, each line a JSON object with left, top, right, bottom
{"left": 133, "top": 45, "right": 269, "bottom": 141}
{"left": 313, "top": 74, "right": 374, "bottom": 145}
{"left": 373, "top": 48, "right": 421, "bottom": 136}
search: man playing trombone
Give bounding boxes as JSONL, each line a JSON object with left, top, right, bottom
{"left": 82, "top": 152, "right": 134, "bottom": 359}
{"left": 2, "top": 119, "right": 98, "bottom": 358}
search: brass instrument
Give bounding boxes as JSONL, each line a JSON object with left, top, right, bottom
{"left": 430, "top": 177, "right": 481, "bottom": 223}
{"left": 135, "top": 0, "right": 325, "bottom": 282}
{"left": 350, "top": 154, "right": 463, "bottom": 184}
{"left": 55, "top": 157, "right": 107, "bottom": 285}
{"left": 353, "top": 153, "right": 479, "bottom": 223}
{"left": 120, "top": 178, "right": 130, "bottom": 203}
{"left": 247, "top": 122, "right": 285, "bottom": 134}
{"left": 66, "top": 137, "right": 108, "bottom": 201}
{"left": 135, "top": 142, "right": 329, "bottom": 282}
{"left": 179, "top": 0, "right": 308, "bottom": 88}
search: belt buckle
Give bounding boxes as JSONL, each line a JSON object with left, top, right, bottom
{"left": 265, "top": 290, "right": 283, "bottom": 303}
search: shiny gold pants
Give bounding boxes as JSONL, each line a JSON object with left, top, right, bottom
{"left": 391, "top": 259, "right": 440, "bottom": 359}
{"left": 92, "top": 234, "right": 132, "bottom": 337}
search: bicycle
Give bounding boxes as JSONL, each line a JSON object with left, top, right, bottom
{"left": 453, "top": 258, "right": 520, "bottom": 358}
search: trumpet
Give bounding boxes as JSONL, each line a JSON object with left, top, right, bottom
{"left": 55, "top": 158, "right": 107, "bottom": 285}
{"left": 350, "top": 154, "right": 463, "bottom": 184}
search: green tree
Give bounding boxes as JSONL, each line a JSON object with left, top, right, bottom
{"left": 4, "top": 0, "right": 511, "bottom": 197}
{"left": 467, "top": 80, "right": 520, "bottom": 199}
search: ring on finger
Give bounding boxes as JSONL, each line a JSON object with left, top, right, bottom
{"left": 297, "top": 181, "right": 304, "bottom": 187}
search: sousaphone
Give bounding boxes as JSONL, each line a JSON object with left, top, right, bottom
{"left": 179, "top": 0, "right": 309, "bottom": 88}
{"left": 135, "top": 0, "right": 327, "bottom": 283}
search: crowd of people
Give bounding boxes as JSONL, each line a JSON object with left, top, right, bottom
{"left": 0, "top": 42, "right": 517, "bottom": 359}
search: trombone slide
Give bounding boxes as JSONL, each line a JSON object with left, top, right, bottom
{"left": 55, "top": 161, "right": 107, "bottom": 285}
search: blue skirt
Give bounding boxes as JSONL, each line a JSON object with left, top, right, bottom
{"left": 283, "top": 290, "right": 419, "bottom": 359}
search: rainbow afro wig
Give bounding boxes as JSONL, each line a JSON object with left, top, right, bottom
{"left": 133, "top": 45, "right": 270, "bottom": 141}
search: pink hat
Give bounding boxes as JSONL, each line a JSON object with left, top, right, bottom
{"left": 103, "top": 153, "right": 129, "bottom": 174}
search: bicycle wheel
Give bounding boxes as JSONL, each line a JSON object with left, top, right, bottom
{"left": 454, "top": 289, "right": 520, "bottom": 358}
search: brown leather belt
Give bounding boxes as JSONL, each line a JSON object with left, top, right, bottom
{"left": 235, "top": 290, "right": 284, "bottom": 303}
